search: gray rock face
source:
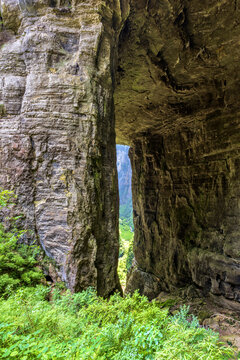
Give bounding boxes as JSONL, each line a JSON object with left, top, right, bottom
{"left": 116, "top": 145, "right": 132, "bottom": 208}
{"left": 1, "top": 0, "right": 240, "bottom": 305}
{"left": 0, "top": 0, "right": 128, "bottom": 296}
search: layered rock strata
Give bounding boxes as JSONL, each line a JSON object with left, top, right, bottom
{"left": 0, "top": 0, "right": 129, "bottom": 296}
{"left": 117, "top": 0, "right": 240, "bottom": 305}
{"left": 127, "top": 124, "right": 240, "bottom": 305}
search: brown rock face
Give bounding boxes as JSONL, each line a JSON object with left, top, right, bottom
{"left": 126, "top": 127, "right": 240, "bottom": 303}
{"left": 1, "top": 0, "right": 240, "bottom": 304}
{"left": 117, "top": 0, "right": 240, "bottom": 304}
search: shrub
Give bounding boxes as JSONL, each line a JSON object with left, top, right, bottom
{"left": 0, "top": 189, "right": 43, "bottom": 297}
{"left": 0, "top": 288, "right": 235, "bottom": 359}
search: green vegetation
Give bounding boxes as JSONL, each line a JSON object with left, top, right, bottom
{"left": 0, "top": 189, "right": 43, "bottom": 298}
{"left": 119, "top": 219, "right": 133, "bottom": 243}
{"left": 117, "top": 144, "right": 134, "bottom": 284}
{"left": 119, "top": 199, "right": 133, "bottom": 229}
{"left": 118, "top": 219, "right": 134, "bottom": 286}
{"left": 0, "top": 287, "right": 235, "bottom": 359}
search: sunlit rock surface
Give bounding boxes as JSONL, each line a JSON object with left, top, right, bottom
{"left": 0, "top": 0, "right": 128, "bottom": 296}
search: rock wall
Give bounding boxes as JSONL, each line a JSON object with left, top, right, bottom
{"left": 0, "top": 0, "right": 129, "bottom": 296}
{"left": 127, "top": 119, "right": 240, "bottom": 304}
{"left": 115, "top": 0, "right": 240, "bottom": 306}
{"left": 1, "top": 0, "right": 240, "bottom": 306}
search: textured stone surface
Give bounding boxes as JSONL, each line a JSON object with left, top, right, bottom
{"left": 120, "top": 0, "right": 240, "bottom": 305}
{"left": 0, "top": 0, "right": 129, "bottom": 296}
{"left": 116, "top": 144, "right": 132, "bottom": 207}
{"left": 116, "top": 0, "right": 240, "bottom": 144}
{"left": 1, "top": 0, "right": 240, "bottom": 305}
{"left": 126, "top": 126, "right": 240, "bottom": 304}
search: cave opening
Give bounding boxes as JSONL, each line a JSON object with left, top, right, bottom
{"left": 116, "top": 144, "right": 134, "bottom": 288}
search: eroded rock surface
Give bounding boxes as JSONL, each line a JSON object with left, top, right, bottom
{"left": 118, "top": 0, "right": 240, "bottom": 306}
{"left": 0, "top": 0, "right": 129, "bottom": 296}
{"left": 1, "top": 0, "right": 240, "bottom": 305}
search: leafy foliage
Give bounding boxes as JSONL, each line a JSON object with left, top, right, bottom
{"left": 119, "top": 199, "right": 133, "bottom": 229}
{"left": 0, "top": 287, "right": 234, "bottom": 359}
{"left": 155, "top": 305, "right": 233, "bottom": 359}
{"left": 0, "top": 189, "right": 43, "bottom": 297}
{"left": 118, "top": 219, "right": 134, "bottom": 286}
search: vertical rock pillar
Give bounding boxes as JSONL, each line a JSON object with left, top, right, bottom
{"left": 0, "top": 0, "right": 128, "bottom": 296}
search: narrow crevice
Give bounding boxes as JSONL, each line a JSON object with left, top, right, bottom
{"left": 116, "top": 144, "right": 134, "bottom": 289}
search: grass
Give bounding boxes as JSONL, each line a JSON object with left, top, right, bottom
{"left": 0, "top": 189, "right": 43, "bottom": 298}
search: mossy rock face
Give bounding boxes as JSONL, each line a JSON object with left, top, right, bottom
{"left": 0, "top": 104, "right": 5, "bottom": 117}
{"left": 0, "top": 0, "right": 124, "bottom": 298}
{"left": 157, "top": 298, "right": 178, "bottom": 309}
{"left": 0, "top": 0, "right": 22, "bottom": 33}
{"left": 198, "top": 310, "right": 212, "bottom": 323}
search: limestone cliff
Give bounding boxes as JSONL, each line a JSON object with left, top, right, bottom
{"left": 116, "top": 144, "right": 132, "bottom": 225}
{"left": 1, "top": 0, "right": 240, "bottom": 307}
{"left": 0, "top": 0, "right": 128, "bottom": 296}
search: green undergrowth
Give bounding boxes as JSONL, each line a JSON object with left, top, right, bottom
{"left": 119, "top": 200, "right": 133, "bottom": 229}
{"left": 0, "top": 189, "right": 43, "bottom": 297}
{"left": 0, "top": 191, "right": 236, "bottom": 359}
{"left": 118, "top": 219, "right": 134, "bottom": 286}
{"left": 0, "top": 287, "right": 235, "bottom": 360}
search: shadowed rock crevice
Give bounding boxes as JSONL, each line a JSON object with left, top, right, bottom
{"left": 126, "top": 123, "right": 240, "bottom": 305}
